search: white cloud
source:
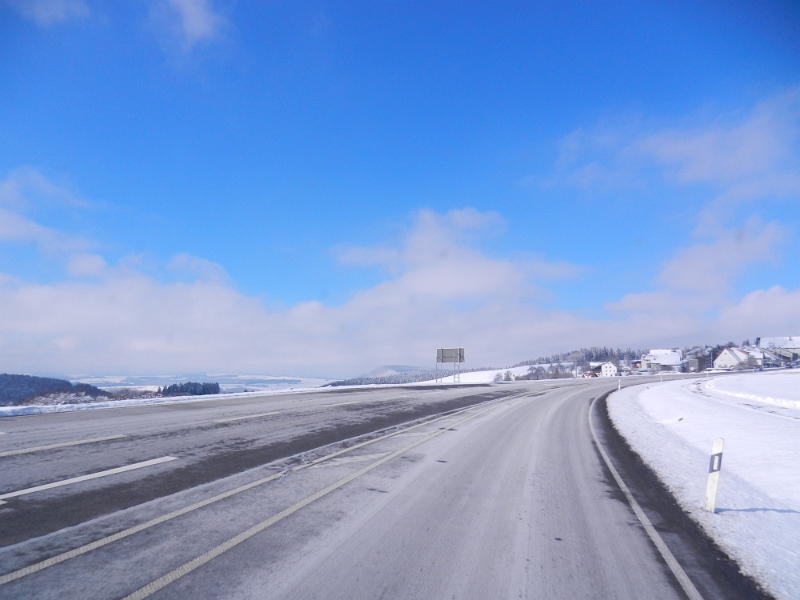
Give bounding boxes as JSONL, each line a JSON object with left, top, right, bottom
{"left": 550, "top": 88, "right": 800, "bottom": 229}
{"left": 0, "top": 207, "right": 584, "bottom": 376}
{"left": 5, "top": 0, "right": 89, "bottom": 27}
{"left": 66, "top": 253, "right": 107, "bottom": 277}
{"left": 656, "top": 219, "right": 785, "bottom": 294}
{"left": 0, "top": 203, "right": 795, "bottom": 378}
{"left": 640, "top": 91, "right": 800, "bottom": 192}
{"left": 0, "top": 166, "right": 88, "bottom": 209}
{"left": 0, "top": 207, "right": 93, "bottom": 253}
{"left": 151, "top": 0, "right": 226, "bottom": 52}
{"left": 169, "top": 0, "right": 223, "bottom": 43}
{"left": 167, "top": 253, "right": 229, "bottom": 283}
{"left": 0, "top": 169, "right": 93, "bottom": 254}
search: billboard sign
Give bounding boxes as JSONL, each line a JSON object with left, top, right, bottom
{"left": 437, "top": 348, "right": 465, "bottom": 363}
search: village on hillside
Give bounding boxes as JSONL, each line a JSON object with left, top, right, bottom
{"left": 579, "top": 336, "right": 800, "bottom": 378}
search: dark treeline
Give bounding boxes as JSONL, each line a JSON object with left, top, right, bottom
{"left": 159, "top": 382, "right": 221, "bottom": 396}
{"left": 0, "top": 374, "right": 104, "bottom": 406}
{"left": 512, "top": 347, "right": 648, "bottom": 368}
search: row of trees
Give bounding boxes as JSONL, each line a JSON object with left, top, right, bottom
{"left": 0, "top": 374, "right": 104, "bottom": 406}
{"left": 158, "top": 382, "right": 220, "bottom": 396}
{"left": 513, "top": 347, "right": 648, "bottom": 369}
{"left": 495, "top": 363, "right": 573, "bottom": 382}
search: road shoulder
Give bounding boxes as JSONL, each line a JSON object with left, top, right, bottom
{"left": 591, "top": 388, "right": 772, "bottom": 600}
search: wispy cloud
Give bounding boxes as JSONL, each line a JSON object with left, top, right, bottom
{"left": 0, "top": 207, "right": 93, "bottom": 253}
{"left": 333, "top": 208, "right": 504, "bottom": 274}
{"left": 0, "top": 168, "right": 93, "bottom": 253}
{"left": 167, "top": 252, "right": 229, "bottom": 283}
{"left": 1, "top": 199, "right": 795, "bottom": 377}
{"left": 656, "top": 218, "right": 785, "bottom": 295}
{"left": 0, "top": 166, "right": 89, "bottom": 209}
{"left": 4, "top": 0, "right": 89, "bottom": 27}
{"left": 151, "top": 0, "right": 227, "bottom": 52}
{"left": 550, "top": 88, "right": 800, "bottom": 230}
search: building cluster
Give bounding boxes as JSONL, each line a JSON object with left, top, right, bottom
{"left": 580, "top": 336, "right": 800, "bottom": 377}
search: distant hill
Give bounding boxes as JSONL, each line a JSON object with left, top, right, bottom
{"left": 0, "top": 374, "right": 104, "bottom": 406}
{"left": 358, "top": 365, "right": 431, "bottom": 378}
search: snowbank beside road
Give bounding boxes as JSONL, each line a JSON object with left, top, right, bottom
{"left": 608, "top": 371, "right": 800, "bottom": 600}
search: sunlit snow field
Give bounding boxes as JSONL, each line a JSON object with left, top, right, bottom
{"left": 608, "top": 370, "right": 800, "bottom": 600}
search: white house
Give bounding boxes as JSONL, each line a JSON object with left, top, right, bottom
{"left": 641, "top": 349, "right": 684, "bottom": 372}
{"left": 756, "top": 336, "right": 800, "bottom": 362}
{"left": 714, "top": 348, "right": 753, "bottom": 370}
{"left": 740, "top": 345, "right": 781, "bottom": 367}
{"left": 600, "top": 362, "right": 618, "bottom": 377}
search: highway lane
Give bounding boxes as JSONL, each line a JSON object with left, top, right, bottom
{"left": 0, "top": 377, "right": 729, "bottom": 599}
{"left": 195, "top": 381, "right": 687, "bottom": 600}
{"left": 0, "top": 383, "right": 521, "bottom": 545}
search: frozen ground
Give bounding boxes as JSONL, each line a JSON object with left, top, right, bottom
{"left": 2, "top": 363, "right": 581, "bottom": 417}
{"left": 73, "top": 373, "right": 333, "bottom": 394}
{"left": 429, "top": 365, "right": 532, "bottom": 383}
{"left": 0, "top": 386, "right": 324, "bottom": 418}
{"left": 608, "top": 370, "right": 800, "bottom": 600}
{"left": 431, "top": 363, "right": 576, "bottom": 384}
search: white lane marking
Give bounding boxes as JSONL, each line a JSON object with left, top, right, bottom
{"left": 589, "top": 394, "right": 704, "bottom": 600}
{"left": 121, "top": 403, "right": 502, "bottom": 600}
{"left": 0, "top": 434, "right": 127, "bottom": 458}
{"left": 0, "top": 457, "right": 177, "bottom": 505}
{"left": 324, "top": 401, "right": 359, "bottom": 407}
{"left": 0, "top": 394, "right": 514, "bottom": 586}
{"left": 214, "top": 412, "right": 279, "bottom": 424}
{"left": 307, "top": 452, "right": 390, "bottom": 469}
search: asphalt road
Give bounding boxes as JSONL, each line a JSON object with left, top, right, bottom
{"left": 0, "top": 378, "right": 759, "bottom": 599}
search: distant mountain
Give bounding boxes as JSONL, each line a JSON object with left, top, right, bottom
{"left": 0, "top": 374, "right": 105, "bottom": 406}
{"left": 358, "top": 365, "right": 431, "bottom": 378}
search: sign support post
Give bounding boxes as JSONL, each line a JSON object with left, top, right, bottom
{"left": 436, "top": 348, "right": 465, "bottom": 383}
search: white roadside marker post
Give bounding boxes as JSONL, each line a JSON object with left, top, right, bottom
{"left": 703, "top": 438, "right": 724, "bottom": 513}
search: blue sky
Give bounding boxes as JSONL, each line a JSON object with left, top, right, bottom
{"left": 1, "top": 0, "right": 799, "bottom": 377}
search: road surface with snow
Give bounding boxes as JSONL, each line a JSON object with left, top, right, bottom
{"left": 0, "top": 376, "right": 761, "bottom": 599}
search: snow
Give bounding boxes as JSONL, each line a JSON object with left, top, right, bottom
{"left": 0, "top": 386, "right": 324, "bottom": 418}
{"left": 706, "top": 371, "right": 800, "bottom": 410}
{"left": 608, "top": 370, "right": 800, "bottom": 599}
{"left": 73, "top": 373, "right": 333, "bottom": 394}
{"left": 428, "top": 364, "right": 572, "bottom": 384}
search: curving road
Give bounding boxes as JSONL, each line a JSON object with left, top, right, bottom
{"left": 0, "top": 378, "right": 755, "bottom": 599}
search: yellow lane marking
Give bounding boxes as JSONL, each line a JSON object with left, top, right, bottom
{"left": 214, "top": 412, "right": 280, "bottom": 424}
{"left": 0, "top": 435, "right": 126, "bottom": 458}
{"left": 0, "top": 397, "right": 512, "bottom": 587}
{"left": 122, "top": 402, "right": 501, "bottom": 600}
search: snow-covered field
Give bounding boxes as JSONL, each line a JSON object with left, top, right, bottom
{"left": 608, "top": 370, "right": 800, "bottom": 599}
{"left": 75, "top": 373, "right": 333, "bottom": 394}
{"left": 428, "top": 363, "right": 578, "bottom": 384}
{"left": 428, "top": 364, "right": 534, "bottom": 384}
{"left": 0, "top": 386, "right": 324, "bottom": 418}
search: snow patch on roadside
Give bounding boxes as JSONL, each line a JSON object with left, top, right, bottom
{"left": 608, "top": 374, "right": 800, "bottom": 600}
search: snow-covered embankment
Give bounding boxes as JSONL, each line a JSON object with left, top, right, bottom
{"left": 608, "top": 371, "right": 800, "bottom": 600}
